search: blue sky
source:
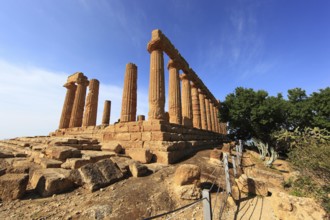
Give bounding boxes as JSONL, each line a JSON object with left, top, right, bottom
{"left": 0, "top": 0, "right": 329, "bottom": 139}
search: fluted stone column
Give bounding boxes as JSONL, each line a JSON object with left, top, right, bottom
{"left": 212, "top": 105, "right": 219, "bottom": 133}
{"left": 209, "top": 102, "right": 215, "bottom": 132}
{"left": 69, "top": 77, "right": 89, "bottom": 128}
{"left": 82, "top": 79, "right": 99, "bottom": 126}
{"left": 205, "top": 98, "right": 212, "bottom": 131}
{"left": 180, "top": 73, "right": 193, "bottom": 127}
{"left": 59, "top": 83, "right": 77, "bottom": 129}
{"left": 168, "top": 59, "right": 182, "bottom": 124}
{"left": 102, "top": 100, "right": 111, "bottom": 125}
{"left": 199, "top": 90, "right": 207, "bottom": 130}
{"left": 191, "top": 83, "right": 201, "bottom": 129}
{"left": 120, "top": 63, "right": 137, "bottom": 122}
{"left": 148, "top": 49, "right": 165, "bottom": 120}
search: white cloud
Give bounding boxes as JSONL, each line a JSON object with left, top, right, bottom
{"left": 0, "top": 59, "right": 149, "bottom": 139}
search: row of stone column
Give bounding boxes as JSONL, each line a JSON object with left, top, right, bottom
{"left": 147, "top": 47, "right": 223, "bottom": 133}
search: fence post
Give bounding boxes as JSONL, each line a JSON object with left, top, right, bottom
{"left": 232, "top": 156, "right": 237, "bottom": 177}
{"left": 202, "top": 189, "right": 212, "bottom": 220}
{"left": 223, "top": 153, "right": 232, "bottom": 195}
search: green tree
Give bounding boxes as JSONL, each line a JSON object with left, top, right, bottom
{"left": 310, "top": 87, "right": 330, "bottom": 129}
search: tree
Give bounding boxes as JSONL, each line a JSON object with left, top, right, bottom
{"left": 219, "top": 87, "right": 287, "bottom": 142}
{"left": 310, "top": 87, "right": 330, "bottom": 130}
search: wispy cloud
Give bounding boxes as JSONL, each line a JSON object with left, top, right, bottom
{"left": 0, "top": 59, "right": 148, "bottom": 139}
{"left": 202, "top": 1, "right": 275, "bottom": 80}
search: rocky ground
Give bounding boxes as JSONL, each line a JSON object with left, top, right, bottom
{"left": 0, "top": 136, "right": 328, "bottom": 220}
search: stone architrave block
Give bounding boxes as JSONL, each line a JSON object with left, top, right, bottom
{"left": 61, "top": 158, "right": 91, "bottom": 169}
{"left": 125, "top": 148, "right": 153, "bottom": 164}
{"left": 0, "top": 174, "right": 28, "bottom": 201}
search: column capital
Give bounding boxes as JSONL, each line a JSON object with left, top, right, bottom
{"left": 190, "top": 81, "right": 199, "bottom": 88}
{"left": 179, "top": 73, "right": 190, "bottom": 81}
{"left": 63, "top": 82, "right": 76, "bottom": 89}
{"left": 167, "top": 59, "right": 181, "bottom": 70}
{"left": 76, "top": 77, "right": 89, "bottom": 86}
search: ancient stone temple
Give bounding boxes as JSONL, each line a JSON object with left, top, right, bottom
{"left": 53, "top": 29, "right": 228, "bottom": 164}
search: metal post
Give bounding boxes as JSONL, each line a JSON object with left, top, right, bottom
{"left": 235, "top": 145, "right": 239, "bottom": 154}
{"left": 223, "top": 153, "right": 232, "bottom": 194}
{"left": 202, "top": 189, "right": 212, "bottom": 220}
{"left": 232, "top": 156, "right": 237, "bottom": 177}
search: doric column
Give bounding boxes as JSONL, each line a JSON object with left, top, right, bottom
{"left": 212, "top": 105, "right": 219, "bottom": 133}
{"left": 205, "top": 98, "right": 212, "bottom": 131}
{"left": 59, "top": 83, "right": 77, "bottom": 129}
{"left": 69, "top": 77, "right": 89, "bottom": 128}
{"left": 147, "top": 49, "right": 165, "bottom": 120}
{"left": 167, "top": 59, "right": 182, "bottom": 124}
{"left": 180, "top": 73, "right": 193, "bottom": 127}
{"left": 120, "top": 63, "right": 137, "bottom": 122}
{"left": 191, "top": 82, "right": 201, "bottom": 129}
{"left": 215, "top": 107, "right": 220, "bottom": 133}
{"left": 102, "top": 100, "right": 111, "bottom": 125}
{"left": 82, "top": 79, "right": 99, "bottom": 126}
{"left": 199, "top": 90, "right": 207, "bottom": 130}
{"left": 209, "top": 101, "right": 215, "bottom": 131}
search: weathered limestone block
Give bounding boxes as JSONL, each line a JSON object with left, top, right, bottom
{"left": 174, "top": 164, "right": 201, "bottom": 186}
{"left": 110, "top": 156, "right": 134, "bottom": 175}
{"left": 102, "top": 100, "right": 111, "bottom": 125}
{"left": 61, "top": 158, "right": 91, "bottom": 169}
{"left": 236, "top": 174, "right": 268, "bottom": 196}
{"left": 125, "top": 148, "right": 153, "bottom": 164}
{"left": 101, "top": 142, "right": 123, "bottom": 153}
{"left": 120, "top": 63, "right": 137, "bottom": 122}
{"left": 0, "top": 148, "right": 14, "bottom": 158}
{"left": 168, "top": 59, "right": 182, "bottom": 124}
{"left": 129, "top": 162, "right": 148, "bottom": 177}
{"left": 70, "top": 159, "right": 123, "bottom": 192}
{"left": 45, "top": 146, "right": 81, "bottom": 161}
{"left": 131, "top": 132, "right": 142, "bottom": 141}
{"left": 82, "top": 79, "right": 99, "bottom": 126}
{"left": 39, "top": 158, "right": 63, "bottom": 169}
{"left": 30, "top": 168, "right": 74, "bottom": 197}
{"left": 0, "top": 174, "right": 28, "bottom": 201}
{"left": 81, "top": 150, "right": 116, "bottom": 163}
{"left": 114, "top": 133, "right": 131, "bottom": 141}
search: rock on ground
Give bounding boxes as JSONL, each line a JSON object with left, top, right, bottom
{"left": 30, "top": 168, "right": 74, "bottom": 197}
{"left": 0, "top": 173, "right": 28, "bottom": 201}
{"left": 174, "top": 164, "right": 200, "bottom": 186}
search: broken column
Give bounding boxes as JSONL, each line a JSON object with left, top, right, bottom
{"left": 102, "top": 100, "right": 111, "bottom": 125}
{"left": 180, "top": 73, "right": 193, "bottom": 127}
{"left": 69, "top": 76, "right": 89, "bottom": 128}
{"left": 59, "top": 83, "right": 77, "bottom": 129}
{"left": 168, "top": 59, "right": 182, "bottom": 124}
{"left": 205, "top": 98, "right": 212, "bottom": 131}
{"left": 191, "top": 82, "right": 201, "bottom": 129}
{"left": 199, "top": 90, "right": 207, "bottom": 130}
{"left": 120, "top": 63, "right": 137, "bottom": 122}
{"left": 147, "top": 31, "right": 165, "bottom": 120}
{"left": 82, "top": 79, "right": 99, "bottom": 126}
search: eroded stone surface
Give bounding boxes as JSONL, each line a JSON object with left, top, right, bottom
{"left": 0, "top": 173, "right": 28, "bottom": 201}
{"left": 174, "top": 164, "right": 200, "bottom": 186}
